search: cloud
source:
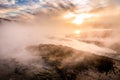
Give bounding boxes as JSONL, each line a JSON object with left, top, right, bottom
{"left": 0, "top": 0, "right": 117, "bottom": 18}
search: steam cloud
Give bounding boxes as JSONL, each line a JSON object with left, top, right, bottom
{"left": 0, "top": 0, "right": 120, "bottom": 79}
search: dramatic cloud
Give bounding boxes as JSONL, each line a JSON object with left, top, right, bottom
{"left": 0, "top": 0, "right": 119, "bottom": 18}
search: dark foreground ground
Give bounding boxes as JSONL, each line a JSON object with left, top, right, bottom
{"left": 0, "top": 44, "right": 120, "bottom": 80}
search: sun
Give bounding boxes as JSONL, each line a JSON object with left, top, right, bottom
{"left": 72, "top": 14, "right": 93, "bottom": 25}
{"left": 72, "top": 17, "right": 83, "bottom": 25}
{"left": 63, "top": 12, "right": 93, "bottom": 25}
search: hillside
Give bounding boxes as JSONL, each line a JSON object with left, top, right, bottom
{"left": 0, "top": 44, "right": 120, "bottom": 80}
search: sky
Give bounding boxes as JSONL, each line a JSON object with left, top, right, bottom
{"left": 0, "top": 0, "right": 120, "bottom": 18}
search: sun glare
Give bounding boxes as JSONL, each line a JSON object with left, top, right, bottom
{"left": 72, "top": 14, "right": 92, "bottom": 25}
{"left": 63, "top": 12, "right": 93, "bottom": 25}
{"left": 74, "top": 30, "right": 81, "bottom": 34}
{"left": 63, "top": 12, "right": 75, "bottom": 19}
{"left": 72, "top": 17, "right": 83, "bottom": 24}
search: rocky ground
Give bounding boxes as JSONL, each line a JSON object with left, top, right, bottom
{"left": 0, "top": 44, "right": 120, "bottom": 80}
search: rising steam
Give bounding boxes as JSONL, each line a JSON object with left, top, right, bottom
{"left": 0, "top": 0, "right": 120, "bottom": 77}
